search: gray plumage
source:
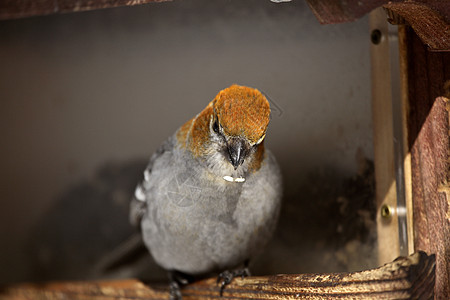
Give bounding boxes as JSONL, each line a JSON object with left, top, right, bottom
{"left": 130, "top": 85, "right": 282, "bottom": 278}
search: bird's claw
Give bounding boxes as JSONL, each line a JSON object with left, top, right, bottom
{"left": 169, "top": 270, "right": 193, "bottom": 300}
{"left": 217, "top": 267, "right": 251, "bottom": 296}
{"left": 169, "top": 281, "right": 182, "bottom": 300}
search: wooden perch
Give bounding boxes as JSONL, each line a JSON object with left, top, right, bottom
{"left": 0, "top": 252, "right": 435, "bottom": 299}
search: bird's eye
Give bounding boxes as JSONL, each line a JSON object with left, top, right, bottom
{"left": 212, "top": 120, "right": 220, "bottom": 134}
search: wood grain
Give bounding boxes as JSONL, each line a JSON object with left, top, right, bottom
{"left": 0, "top": 252, "right": 435, "bottom": 299}
{"left": 0, "top": 0, "right": 169, "bottom": 20}
{"left": 402, "top": 25, "right": 450, "bottom": 300}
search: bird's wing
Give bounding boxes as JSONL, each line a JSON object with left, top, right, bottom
{"left": 129, "top": 136, "right": 175, "bottom": 227}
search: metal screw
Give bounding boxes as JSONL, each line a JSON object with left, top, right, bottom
{"left": 371, "top": 29, "right": 382, "bottom": 45}
{"left": 381, "top": 204, "right": 392, "bottom": 219}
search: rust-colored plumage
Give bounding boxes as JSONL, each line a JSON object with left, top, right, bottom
{"left": 213, "top": 85, "right": 270, "bottom": 144}
{"left": 177, "top": 85, "right": 271, "bottom": 162}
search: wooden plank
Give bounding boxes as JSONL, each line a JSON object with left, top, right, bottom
{"left": 305, "top": 0, "right": 387, "bottom": 24}
{"left": 369, "top": 8, "right": 401, "bottom": 265}
{"left": 0, "top": 0, "right": 170, "bottom": 20}
{"left": 402, "top": 25, "right": 450, "bottom": 300}
{"left": 384, "top": 2, "right": 450, "bottom": 51}
{"left": 0, "top": 252, "right": 436, "bottom": 299}
{"left": 306, "top": 1, "right": 450, "bottom": 51}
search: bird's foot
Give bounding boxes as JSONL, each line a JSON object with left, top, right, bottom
{"left": 169, "top": 270, "right": 194, "bottom": 300}
{"left": 217, "top": 266, "right": 251, "bottom": 296}
{"left": 169, "top": 280, "right": 182, "bottom": 300}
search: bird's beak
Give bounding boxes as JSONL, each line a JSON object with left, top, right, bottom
{"left": 227, "top": 138, "right": 249, "bottom": 170}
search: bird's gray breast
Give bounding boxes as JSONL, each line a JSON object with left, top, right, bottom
{"left": 141, "top": 148, "right": 281, "bottom": 275}
{"left": 160, "top": 165, "right": 243, "bottom": 225}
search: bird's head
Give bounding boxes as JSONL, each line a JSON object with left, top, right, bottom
{"left": 210, "top": 85, "right": 270, "bottom": 170}
{"left": 177, "top": 85, "right": 271, "bottom": 176}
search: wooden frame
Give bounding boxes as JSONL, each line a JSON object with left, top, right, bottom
{"left": 372, "top": 6, "right": 449, "bottom": 299}
{"left": 0, "top": 1, "right": 447, "bottom": 298}
{"left": 400, "top": 26, "right": 450, "bottom": 300}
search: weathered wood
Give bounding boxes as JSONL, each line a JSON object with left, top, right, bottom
{"left": 0, "top": 0, "right": 170, "bottom": 20}
{"left": 402, "top": 25, "right": 450, "bottom": 300}
{"left": 0, "top": 252, "right": 435, "bottom": 299}
{"left": 306, "top": 1, "right": 450, "bottom": 51}
{"left": 383, "top": 2, "right": 450, "bottom": 51}
{"left": 306, "top": 0, "right": 387, "bottom": 24}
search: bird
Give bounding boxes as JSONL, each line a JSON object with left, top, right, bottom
{"left": 130, "top": 84, "right": 282, "bottom": 298}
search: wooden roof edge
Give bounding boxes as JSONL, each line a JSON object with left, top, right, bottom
{"left": 0, "top": 0, "right": 170, "bottom": 21}
{"left": 306, "top": 0, "right": 449, "bottom": 52}
{"left": 383, "top": 2, "right": 450, "bottom": 52}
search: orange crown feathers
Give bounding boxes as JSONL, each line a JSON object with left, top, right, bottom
{"left": 213, "top": 85, "right": 271, "bottom": 144}
{"left": 177, "top": 85, "right": 271, "bottom": 156}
